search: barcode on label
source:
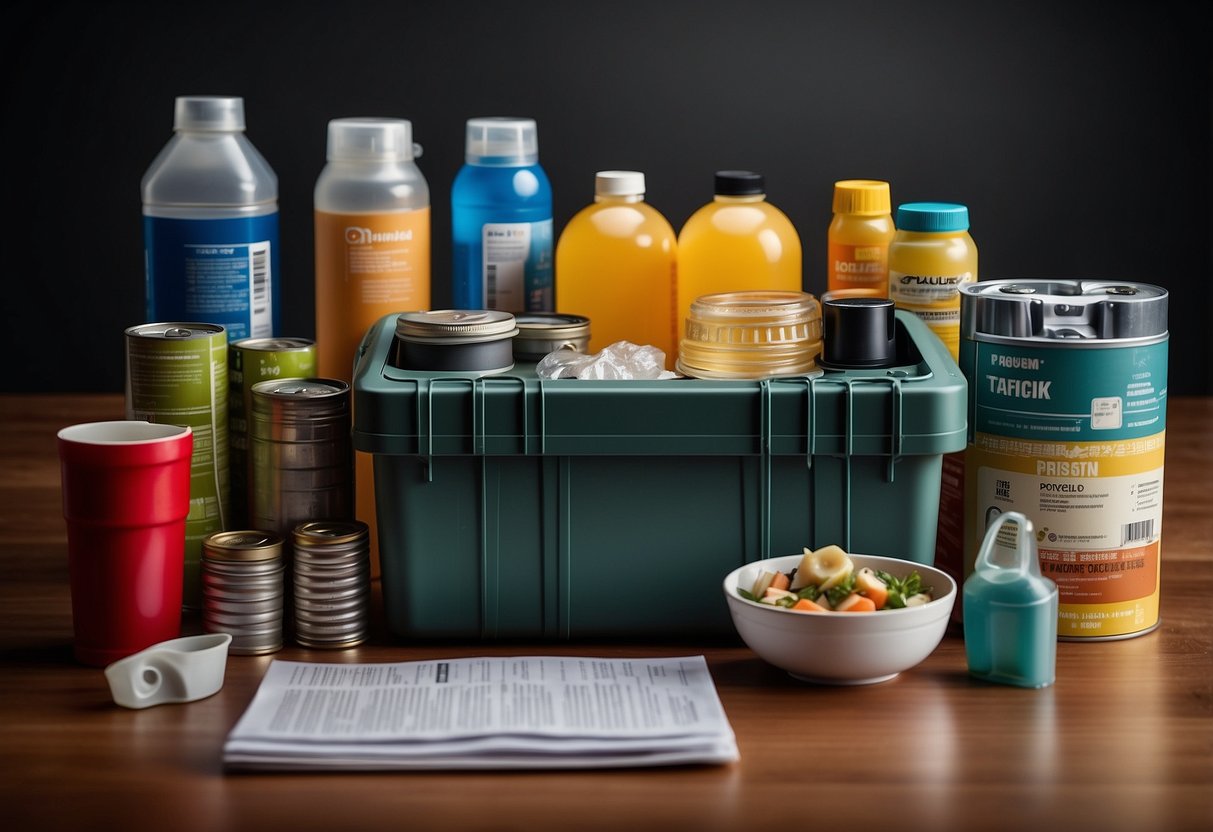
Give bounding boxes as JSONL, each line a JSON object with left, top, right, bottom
{"left": 1121, "top": 519, "right": 1154, "bottom": 545}
{"left": 486, "top": 263, "right": 497, "bottom": 308}
{"left": 249, "top": 241, "right": 271, "bottom": 337}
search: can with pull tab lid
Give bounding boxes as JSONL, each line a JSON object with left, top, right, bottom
{"left": 124, "top": 321, "right": 229, "bottom": 610}
{"left": 249, "top": 378, "right": 354, "bottom": 544}
{"left": 957, "top": 280, "right": 1168, "bottom": 640}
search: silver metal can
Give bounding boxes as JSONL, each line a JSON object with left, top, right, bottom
{"left": 249, "top": 378, "right": 354, "bottom": 543}
{"left": 512, "top": 312, "right": 592, "bottom": 361}
{"left": 229, "top": 337, "right": 317, "bottom": 529}
{"left": 201, "top": 530, "right": 285, "bottom": 655}
{"left": 292, "top": 520, "right": 371, "bottom": 649}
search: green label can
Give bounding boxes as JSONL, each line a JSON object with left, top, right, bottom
{"left": 125, "top": 322, "right": 229, "bottom": 609}
{"left": 959, "top": 281, "right": 1169, "bottom": 640}
{"left": 229, "top": 337, "right": 317, "bottom": 529}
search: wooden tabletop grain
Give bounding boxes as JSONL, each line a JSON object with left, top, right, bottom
{"left": 1, "top": 394, "right": 1210, "bottom": 832}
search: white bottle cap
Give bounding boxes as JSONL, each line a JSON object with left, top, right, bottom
{"left": 174, "top": 96, "right": 245, "bottom": 132}
{"left": 595, "top": 171, "right": 645, "bottom": 197}
{"left": 465, "top": 117, "right": 538, "bottom": 165}
{"left": 326, "top": 118, "right": 419, "bottom": 162}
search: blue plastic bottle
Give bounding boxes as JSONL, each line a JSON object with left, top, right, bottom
{"left": 143, "top": 96, "right": 280, "bottom": 339}
{"left": 451, "top": 117, "right": 553, "bottom": 312}
{"left": 963, "top": 511, "right": 1059, "bottom": 689}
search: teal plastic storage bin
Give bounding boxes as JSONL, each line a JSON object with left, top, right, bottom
{"left": 353, "top": 310, "right": 966, "bottom": 639}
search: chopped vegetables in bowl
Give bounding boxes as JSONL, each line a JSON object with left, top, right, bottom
{"left": 723, "top": 548, "right": 957, "bottom": 685}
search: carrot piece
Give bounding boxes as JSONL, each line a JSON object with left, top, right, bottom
{"left": 791, "top": 598, "right": 826, "bottom": 613}
{"left": 835, "top": 593, "right": 877, "bottom": 613}
{"left": 770, "top": 572, "right": 791, "bottom": 591}
{"left": 854, "top": 568, "right": 889, "bottom": 610}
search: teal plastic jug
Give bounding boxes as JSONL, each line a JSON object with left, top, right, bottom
{"left": 963, "top": 511, "right": 1058, "bottom": 688}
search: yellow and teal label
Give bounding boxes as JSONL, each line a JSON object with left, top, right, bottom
{"left": 961, "top": 338, "right": 1168, "bottom": 638}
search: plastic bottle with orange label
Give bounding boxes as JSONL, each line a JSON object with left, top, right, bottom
{"left": 313, "top": 117, "right": 430, "bottom": 577}
{"left": 827, "top": 180, "right": 895, "bottom": 296}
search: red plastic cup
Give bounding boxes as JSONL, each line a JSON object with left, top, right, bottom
{"left": 58, "top": 421, "right": 194, "bottom": 666}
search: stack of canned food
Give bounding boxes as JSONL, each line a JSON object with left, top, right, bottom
{"left": 126, "top": 325, "right": 369, "bottom": 652}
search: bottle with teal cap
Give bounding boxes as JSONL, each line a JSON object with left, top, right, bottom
{"left": 963, "top": 511, "right": 1058, "bottom": 689}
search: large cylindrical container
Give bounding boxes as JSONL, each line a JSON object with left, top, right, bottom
{"left": 958, "top": 280, "right": 1169, "bottom": 640}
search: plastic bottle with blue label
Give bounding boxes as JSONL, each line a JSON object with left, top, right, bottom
{"left": 963, "top": 511, "right": 1058, "bottom": 689}
{"left": 451, "top": 117, "right": 553, "bottom": 312}
{"left": 143, "top": 96, "right": 280, "bottom": 340}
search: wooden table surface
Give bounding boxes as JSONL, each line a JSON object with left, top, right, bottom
{"left": 1, "top": 394, "right": 1209, "bottom": 832}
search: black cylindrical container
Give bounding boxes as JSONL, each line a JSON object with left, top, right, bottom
{"left": 820, "top": 296, "right": 897, "bottom": 369}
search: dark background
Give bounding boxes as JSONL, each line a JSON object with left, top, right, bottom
{"left": 5, "top": 0, "right": 1210, "bottom": 393}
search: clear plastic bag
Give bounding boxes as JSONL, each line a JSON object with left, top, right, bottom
{"left": 535, "top": 341, "right": 677, "bottom": 380}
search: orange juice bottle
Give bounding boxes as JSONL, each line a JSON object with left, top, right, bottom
{"left": 555, "top": 171, "right": 677, "bottom": 360}
{"left": 827, "top": 179, "right": 895, "bottom": 295}
{"left": 676, "top": 171, "right": 802, "bottom": 333}
{"left": 314, "top": 117, "right": 430, "bottom": 577}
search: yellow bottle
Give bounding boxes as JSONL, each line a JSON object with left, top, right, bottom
{"left": 676, "top": 171, "right": 802, "bottom": 335}
{"left": 555, "top": 171, "right": 677, "bottom": 360}
{"left": 888, "top": 202, "right": 977, "bottom": 360}
{"left": 827, "top": 179, "right": 895, "bottom": 295}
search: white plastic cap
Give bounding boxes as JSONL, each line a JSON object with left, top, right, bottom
{"left": 174, "top": 96, "right": 245, "bottom": 132}
{"left": 326, "top": 118, "right": 419, "bottom": 162}
{"left": 595, "top": 171, "right": 645, "bottom": 197}
{"left": 465, "top": 117, "right": 538, "bottom": 165}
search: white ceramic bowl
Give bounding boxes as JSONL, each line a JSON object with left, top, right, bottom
{"left": 723, "top": 553, "right": 956, "bottom": 685}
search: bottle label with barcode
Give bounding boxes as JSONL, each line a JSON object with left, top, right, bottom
{"left": 144, "top": 213, "right": 280, "bottom": 340}
{"left": 481, "top": 220, "right": 552, "bottom": 312}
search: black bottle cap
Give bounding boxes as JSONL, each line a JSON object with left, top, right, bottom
{"left": 820, "top": 297, "right": 897, "bottom": 369}
{"left": 714, "top": 170, "right": 765, "bottom": 196}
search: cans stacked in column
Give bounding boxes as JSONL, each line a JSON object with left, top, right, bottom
{"left": 292, "top": 521, "right": 371, "bottom": 648}
{"left": 201, "top": 531, "right": 285, "bottom": 655}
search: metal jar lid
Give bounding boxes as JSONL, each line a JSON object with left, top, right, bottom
{"left": 960, "top": 280, "right": 1169, "bottom": 345}
{"left": 202, "top": 531, "right": 284, "bottom": 561}
{"left": 513, "top": 313, "right": 592, "bottom": 360}
{"left": 395, "top": 310, "right": 519, "bottom": 345}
